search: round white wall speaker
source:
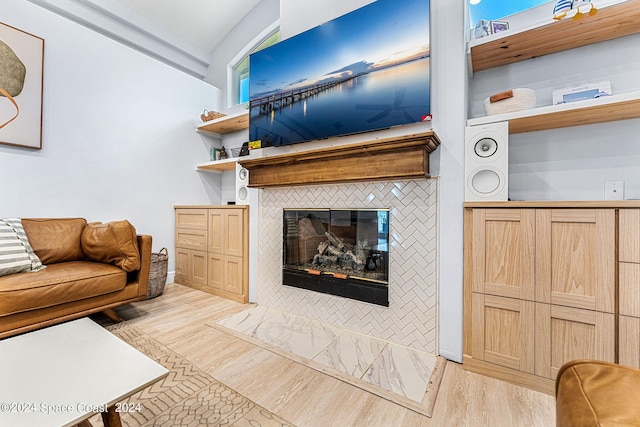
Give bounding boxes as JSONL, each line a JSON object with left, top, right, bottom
{"left": 237, "top": 186, "right": 248, "bottom": 202}
{"left": 474, "top": 137, "right": 498, "bottom": 158}
{"left": 468, "top": 166, "right": 505, "bottom": 197}
{"left": 235, "top": 163, "right": 250, "bottom": 205}
{"left": 464, "top": 122, "right": 509, "bottom": 201}
{"left": 238, "top": 167, "right": 248, "bottom": 181}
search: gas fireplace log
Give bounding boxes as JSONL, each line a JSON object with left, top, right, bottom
{"left": 327, "top": 245, "right": 343, "bottom": 257}
{"left": 325, "top": 231, "right": 351, "bottom": 252}
{"left": 317, "top": 241, "right": 329, "bottom": 255}
{"left": 312, "top": 231, "right": 366, "bottom": 271}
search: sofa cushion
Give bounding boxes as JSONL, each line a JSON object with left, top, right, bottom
{"left": 81, "top": 220, "right": 140, "bottom": 272}
{"left": 0, "top": 218, "right": 45, "bottom": 276}
{"left": 22, "top": 218, "right": 87, "bottom": 264}
{"left": 0, "top": 261, "right": 127, "bottom": 317}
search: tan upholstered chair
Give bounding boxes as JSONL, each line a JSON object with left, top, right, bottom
{"left": 556, "top": 359, "right": 640, "bottom": 426}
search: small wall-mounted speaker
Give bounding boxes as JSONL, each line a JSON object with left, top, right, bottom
{"left": 464, "top": 121, "right": 509, "bottom": 201}
{"left": 235, "top": 163, "right": 249, "bottom": 205}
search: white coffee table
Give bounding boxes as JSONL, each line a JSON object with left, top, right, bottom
{"left": 0, "top": 318, "right": 168, "bottom": 427}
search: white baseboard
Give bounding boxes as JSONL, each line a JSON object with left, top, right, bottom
{"left": 166, "top": 271, "right": 175, "bottom": 284}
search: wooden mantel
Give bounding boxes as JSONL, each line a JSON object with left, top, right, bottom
{"left": 238, "top": 131, "right": 440, "bottom": 188}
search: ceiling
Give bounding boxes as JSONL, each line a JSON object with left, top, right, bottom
{"left": 113, "top": 0, "right": 263, "bottom": 52}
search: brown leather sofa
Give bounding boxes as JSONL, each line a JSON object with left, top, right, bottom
{"left": 556, "top": 359, "right": 640, "bottom": 426}
{"left": 0, "top": 218, "right": 152, "bottom": 339}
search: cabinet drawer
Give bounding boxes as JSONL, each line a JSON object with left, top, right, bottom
{"left": 175, "top": 228, "right": 208, "bottom": 251}
{"left": 175, "top": 208, "right": 208, "bottom": 230}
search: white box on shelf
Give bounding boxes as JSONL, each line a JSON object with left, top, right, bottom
{"left": 552, "top": 81, "right": 612, "bottom": 105}
{"left": 248, "top": 148, "right": 264, "bottom": 158}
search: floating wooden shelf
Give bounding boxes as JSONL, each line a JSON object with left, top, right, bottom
{"left": 196, "top": 158, "right": 237, "bottom": 172}
{"left": 197, "top": 112, "right": 249, "bottom": 135}
{"left": 469, "top": 1, "right": 640, "bottom": 73}
{"left": 238, "top": 131, "right": 440, "bottom": 188}
{"left": 467, "top": 90, "right": 640, "bottom": 133}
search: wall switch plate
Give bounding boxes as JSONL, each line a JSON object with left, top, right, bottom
{"left": 604, "top": 180, "right": 624, "bottom": 200}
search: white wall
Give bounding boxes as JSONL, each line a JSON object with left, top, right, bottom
{"left": 1, "top": 0, "right": 224, "bottom": 274}
{"left": 468, "top": 21, "right": 640, "bottom": 201}
{"left": 429, "top": 0, "right": 466, "bottom": 362}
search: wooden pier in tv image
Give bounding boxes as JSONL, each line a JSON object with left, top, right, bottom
{"left": 249, "top": 75, "right": 360, "bottom": 115}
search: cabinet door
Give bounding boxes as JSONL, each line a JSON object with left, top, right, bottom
{"left": 471, "top": 209, "right": 535, "bottom": 301}
{"left": 224, "top": 255, "right": 246, "bottom": 297}
{"left": 175, "top": 247, "right": 191, "bottom": 285}
{"left": 208, "top": 210, "right": 224, "bottom": 254}
{"left": 471, "top": 293, "right": 535, "bottom": 373}
{"left": 190, "top": 250, "right": 208, "bottom": 287}
{"left": 620, "top": 262, "right": 640, "bottom": 318}
{"left": 208, "top": 253, "right": 224, "bottom": 291}
{"left": 620, "top": 209, "right": 640, "bottom": 263}
{"left": 535, "top": 209, "right": 615, "bottom": 313}
{"left": 535, "top": 303, "right": 615, "bottom": 380}
{"left": 175, "top": 248, "right": 207, "bottom": 287}
{"left": 224, "top": 209, "right": 246, "bottom": 258}
{"left": 619, "top": 315, "right": 640, "bottom": 369}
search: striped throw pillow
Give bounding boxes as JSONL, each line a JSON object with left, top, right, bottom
{"left": 0, "top": 218, "right": 45, "bottom": 276}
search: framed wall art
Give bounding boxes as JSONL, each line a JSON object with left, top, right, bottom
{"left": 0, "top": 22, "right": 44, "bottom": 149}
{"left": 490, "top": 20, "right": 509, "bottom": 34}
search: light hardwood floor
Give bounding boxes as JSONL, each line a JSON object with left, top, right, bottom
{"left": 112, "top": 283, "right": 556, "bottom": 426}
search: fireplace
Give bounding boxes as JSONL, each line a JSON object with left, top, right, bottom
{"left": 283, "top": 209, "right": 389, "bottom": 306}
{"left": 244, "top": 135, "right": 440, "bottom": 352}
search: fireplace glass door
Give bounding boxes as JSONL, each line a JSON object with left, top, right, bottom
{"left": 283, "top": 209, "right": 389, "bottom": 306}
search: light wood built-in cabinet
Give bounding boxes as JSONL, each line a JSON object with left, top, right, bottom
{"left": 464, "top": 201, "right": 640, "bottom": 394}
{"left": 175, "top": 205, "right": 249, "bottom": 303}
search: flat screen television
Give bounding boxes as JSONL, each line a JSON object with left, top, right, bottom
{"left": 249, "top": 0, "right": 431, "bottom": 147}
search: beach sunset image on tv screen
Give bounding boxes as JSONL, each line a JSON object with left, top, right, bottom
{"left": 249, "top": 0, "right": 430, "bottom": 146}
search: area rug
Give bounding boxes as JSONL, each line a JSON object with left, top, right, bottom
{"left": 89, "top": 322, "right": 294, "bottom": 427}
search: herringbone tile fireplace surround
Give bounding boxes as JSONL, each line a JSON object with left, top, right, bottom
{"left": 257, "top": 179, "right": 438, "bottom": 354}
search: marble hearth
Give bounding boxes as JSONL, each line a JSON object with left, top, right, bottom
{"left": 257, "top": 179, "right": 438, "bottom": 354}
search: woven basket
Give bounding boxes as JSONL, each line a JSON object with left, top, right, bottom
{"left": 147, "top": 247, "right": 168, "bottom": 299}
{"left": 200, "top": 109, "right": 226, "bottom": 122}
{"left": 484, "top": 88, "right": 536, "bottom": 115}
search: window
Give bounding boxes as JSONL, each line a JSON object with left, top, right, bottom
{"left": 230, "top": 28, "right": 280, "bottom": 106}
{"left": 468, "top": 0, "right": 553, "bottom": 27}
